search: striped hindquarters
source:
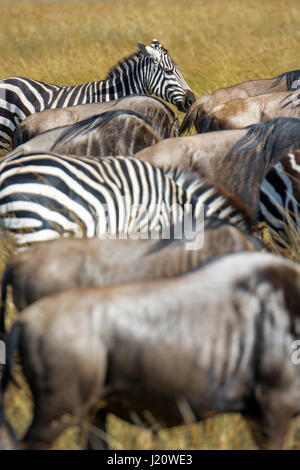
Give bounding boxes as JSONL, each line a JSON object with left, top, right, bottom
{"left": 259, "top": 152, "right": 300, "bottom": 239}
{"left": 0, "top": 153, "right": 191, "bottom": 248}
{"left": 167, "top": 169, "right": 252, "bottom": 234}
{"left": 0, "top": 153, "right": 251, "bottom": 249}
{"left": 0, "top": 78, "right": 98, "bottom": 150}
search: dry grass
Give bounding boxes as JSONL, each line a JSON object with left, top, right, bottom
{"left": 0, "top": 0, "right": 300, "bottom": 450}
{"left": 1, "top": 0, "right": 300, "bottom": 97}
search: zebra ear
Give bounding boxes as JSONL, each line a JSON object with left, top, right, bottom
{"left": 138, "top": 42, "right": 160, "bottom": 61}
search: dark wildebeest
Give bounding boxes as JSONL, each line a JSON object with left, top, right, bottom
{"left": 10, "top": 110, "right": 168, "bottom": 158}
{"left": 0, "top": 224, "right": 257, "bottom": 334}
{"left": 135, "top": 118, "right": 300, "bottom": 223}
{"left": 260, "top": 151, "right": 300, "bottom": 240}
{"left": 180, "top": 70, "right": 300, "bottom": 134}
{"left": 1, "top": 252, "right": 300, "bottom": 450}
{"left": 12, "top": 95, "right": 179, "bottom": 148}
{"left": 197, "top": 90, "right": 300, "bottom": 132}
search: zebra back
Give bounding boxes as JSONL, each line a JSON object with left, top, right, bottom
{"left": 0, "top": 152, "right": 251, "bottom": 249}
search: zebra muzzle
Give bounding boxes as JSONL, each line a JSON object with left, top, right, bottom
{"left": 177, "top": 90, "right": 196, "bottom": 113}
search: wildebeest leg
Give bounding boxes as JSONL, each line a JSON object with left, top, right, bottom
{"left": 22, "top": 404, "right": 78, "bottom": 450}
{"left": 247, "top": 350, "right": 299, "bottom": 450}
{"left": 20, "top": 330, "right": 108, "bottom": 449}
{"left": 86, "top": 410, "right": 110, "bottom": 450}
{"left": 252, "top": 386, "right": 296, "bottom": 450}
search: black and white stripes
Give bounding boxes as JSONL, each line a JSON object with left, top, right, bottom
{"left": 259, "top": 152, "right": 300, "bottom": 237}
{"left": 0, "top": 39, "right": 194, "bottom": 150}
{"left": 0, "top": 153, "right": 250, "bottom": 248}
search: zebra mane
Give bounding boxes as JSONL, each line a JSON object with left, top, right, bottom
{"left": 164, "top": 166, "right": 254, "bottom": 231}
{"left": 105, "top": 52, "right": 142, "bottom": 80}
{"left": 106, "top": 41, "right": 170, "bottom": 80}
{"left": 51, "top": 109, "right": 154, "bottom": 149}
{"left": 272, "top": 69, "right": 300, "bottom": 90}
{"left": 225, "top": 117, "right": 300, "bottom": 168}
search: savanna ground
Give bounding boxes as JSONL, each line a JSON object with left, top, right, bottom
{"left": 0, "top": 0, "right": 300, "bottom": 450}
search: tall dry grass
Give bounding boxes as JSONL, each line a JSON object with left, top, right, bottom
{"left": 1, "top": 0, "right": 300, "bottom": 95}
{"left": 0, "top": 0, "right": 300, "bottom": 450}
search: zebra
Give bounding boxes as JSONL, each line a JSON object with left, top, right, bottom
{"left": 0, "top": 152, "right": 251, "bottom": 249}
{"left": 0, "top": 39, "right": 195, "bottom": 151}
{"left": 259, "top": 151, "right": 300, "bottom": 242}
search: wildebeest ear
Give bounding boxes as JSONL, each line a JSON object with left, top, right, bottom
{"left": 138, "top": 42, "right": 160, "bottom": 61}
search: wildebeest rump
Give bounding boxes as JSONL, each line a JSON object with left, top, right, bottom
{"left": 12, "top": 95, "right": 179, "bottom": 148}
{"left": 1, "top": 252, "right": 300, "bottom": 450}
{"left": 0, "top": 223, "right": 256, "bottom": 333}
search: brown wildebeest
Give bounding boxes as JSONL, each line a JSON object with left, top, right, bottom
{"left": 1, "top": 251, "right": 300, "bottom": 450}
{"left": 12, "top": 95, "right": 179, "bottom": 148}
{"left": 0, "top": 224, "right": 257, "bottom": 333}
{"left": 10, "top": 110, "right": 165, "bottom": 158}
{"left": 197, "top": 90, "right": 300, "bottom": 132}
{"left": 259, "top": 151, "right": 300, "bottom": 240}
{"left": 135, "top": 118, "right": 300, "bottom": 222}
{"left": 180, "top": 69, "right": 300, "bottom": 134}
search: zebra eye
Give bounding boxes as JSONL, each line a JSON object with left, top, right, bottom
{"left": 165, "top": 68, "right": 173, "bottom": 75}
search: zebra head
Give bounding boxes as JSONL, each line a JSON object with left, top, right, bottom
{"left": 138, "top": 39, "right": 195, "bottom": 112}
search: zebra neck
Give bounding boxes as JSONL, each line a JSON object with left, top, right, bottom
{"left": 91, "top": 55, "right": 148, "bottom": 102}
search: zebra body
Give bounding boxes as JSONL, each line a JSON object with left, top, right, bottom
{"left": 0, "top": 153, "right": 250, "bottom": 249}
{"left": 259, "top": 152, "right": 300, "bottom": 238}
{"left": 0, "top": 39, "right": 194, "bottom": 150}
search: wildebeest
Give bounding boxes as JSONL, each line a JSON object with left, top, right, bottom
{"left": 12, "top": 95, "right": 179, "bottom": 148}
{"left": 0, "top": 223, "right": 257, "bottom": 334}
{"left": 1, "top": 252, "right": 300, "bottom": 450}
{"left": 197, "top": 90, "right": 300, "bottom": 132}
{"left": 10, "top": 110, "right": 165, "bottom": 158}
{"left": 135, "top": 118, "right": 300, "bottom": 222}
{"left": 180, "top": 70, "right": 300, "bottom": 134}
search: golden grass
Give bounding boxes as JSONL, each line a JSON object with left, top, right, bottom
{"left": 0, "top": 0, "right": 300, "bottom": 450}
{"left": 1, "top": 0, "right": 300, "bottom": 95}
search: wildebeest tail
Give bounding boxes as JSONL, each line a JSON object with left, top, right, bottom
{"left": 180, "top": 103, "right": 200, "bottom": 134}
{"left": 0, "top": 322, "right": 22, "bottom": 401}
{"left": 198, "top": 115, "right": 217, "bottom": 133}
{"left": 12, "top": 125, "right": 24, "bottom": 150}
{"left": 0, "top": 264, "right": 12, "bottom": 336}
